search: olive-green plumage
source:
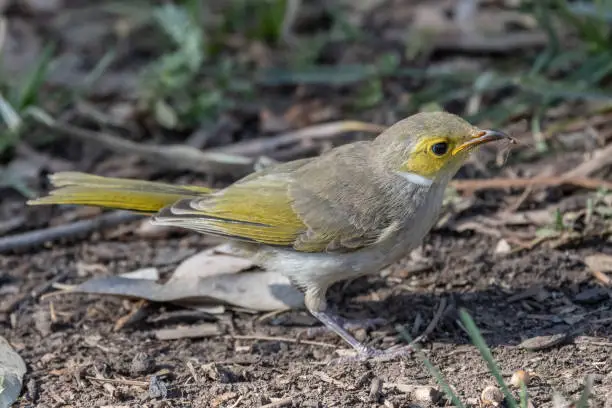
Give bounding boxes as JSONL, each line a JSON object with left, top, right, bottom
{"left": 28, "top": 111, "right": 512, "bottom": 360}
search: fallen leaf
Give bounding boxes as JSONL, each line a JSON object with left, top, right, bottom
{"left": 56, "top": 245, "right": 304, "bottom": 311}
{"left": 170, "top": 244, "right": 254, "bottom": 280}
{"left": 120, "top": 267, "right": 160, "bottom": 281}
{"left": 0, "top": 336, "right": 26, "bottom": 408}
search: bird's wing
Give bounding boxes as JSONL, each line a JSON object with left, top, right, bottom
{"left": 153, "top": 144, "right": 407, "bottom": 253}
{"left": 152, "top": 159, "right": 311, "bottom": 246}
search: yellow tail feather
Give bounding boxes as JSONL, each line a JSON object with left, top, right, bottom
{"left": 27, "top": 172, "right": 214, "bottom": 214}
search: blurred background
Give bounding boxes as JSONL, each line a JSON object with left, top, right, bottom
{"left": 1, "top": 0, "right": 612, "bottom": 205}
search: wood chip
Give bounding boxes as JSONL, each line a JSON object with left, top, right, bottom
{"left": 153, "top": 323, "right": 221, "bottom": 340}
{"left": 383, "top": 383, "right": 441, "bottom": 402}
{"left": 518, "top": 333, "right": 569, "bottom": 351}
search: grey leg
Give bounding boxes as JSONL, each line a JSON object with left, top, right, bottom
{"left": 304, "top": 288, "right": 413, "bottom": 361}
{"left": 305, "top": 316, "right": 387, "bottom": 338}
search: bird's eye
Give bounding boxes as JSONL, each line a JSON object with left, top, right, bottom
{"left": 430, "top": 142, "right": 449, "bottom": 156}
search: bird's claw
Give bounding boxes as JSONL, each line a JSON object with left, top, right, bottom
{"left": 303, "top": 317, "right": 388, "bottom": 339}
{"left": 330, "top": 344, "right": 414, "bottom": 364}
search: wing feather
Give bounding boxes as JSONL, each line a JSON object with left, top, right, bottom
{"left": 152, "top": 173, "right": 306, "bottom": 246}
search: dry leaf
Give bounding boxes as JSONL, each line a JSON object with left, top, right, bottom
{"left": 0, "top": 336, "right": 26, "bottom": 408}
{"left": 57, "top": 245, "right": 304, "bottom": 311}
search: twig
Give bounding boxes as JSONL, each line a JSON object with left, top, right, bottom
{"left": 38, "top": 117, "right": 383, "bottom": 177}
{"left": 410, "top": 297, "right": 447, "bottom": 345}
{"left": 226, "top": 334, "right": 337, "bottom": 348}
{"left": 41, "top": 120, "right": 254, "bottom": 177}
{"left": 260, "top": 396, "right": 298, "bottom": 408}
{"left": 452, "top": 176, "right": 612, "bottom": 192}
{"left": 313, "top": 371, "right": 355, "bottom": 390}
{"left": 230, "top": 395, "right": 245, "bottom": 408}
{"left": 591, "top": 270, "right": 611, "bottom": 286}
{"left": 86, "top": 376, "right": 149, "bottom": 387}
{"left": 562, "top": 143, "right": 612, "bottom": 178}
{"left": 0, "top": 211, "right": 142, "bottom": 253}
{"left": 213, "top": 121, "right": 385, "bottom": 156}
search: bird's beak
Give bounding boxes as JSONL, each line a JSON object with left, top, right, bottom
{"left": 452, "top": 129, "right": 512, "bottom": 155}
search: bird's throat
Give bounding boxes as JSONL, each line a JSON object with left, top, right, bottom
{"left": 396, "top": 171, "right": 433, "bottom": 187}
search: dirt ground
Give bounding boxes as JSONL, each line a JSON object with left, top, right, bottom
{"left": 1, "top": 1, "right": 612, "bottom": 407}
{"left": 1, "top": 211, "right": 612, "bottom": 407}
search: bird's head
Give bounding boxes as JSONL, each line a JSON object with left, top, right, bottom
{"left": 372, "top": 111, "right": 512, "bottom": 186}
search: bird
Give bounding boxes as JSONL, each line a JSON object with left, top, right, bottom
{"left": 28, "top": 111, "right": 513, "bottom": 360}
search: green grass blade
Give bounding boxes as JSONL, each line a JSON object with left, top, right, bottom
{"left": 396, "top": 325, "right": 466, "bottom": 408}
{"left": 458, "top": 309, "right": 518, "bottom": 408}
{"left": 12, "top": 43, "right": 55, "bottom": 111}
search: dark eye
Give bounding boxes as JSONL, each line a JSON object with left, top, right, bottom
{"left": 431, "top": 142, "right": 449, "bottom": 156}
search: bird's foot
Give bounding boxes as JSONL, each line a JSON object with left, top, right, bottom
{"left": 303, "top": 317, "right": 387, "bottom": 339}
{"left": 333, "top": 344, "right": 414, "bottom": 364}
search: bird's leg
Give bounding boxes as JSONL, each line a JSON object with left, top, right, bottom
{"left": 304, "top": 315, "right": 387, "bottom": 338}
{"left": 304, "top": 289, "right": 412, "bottom": 362}
{"left": 309, "top": 309, "right": 374, "bottom": 355}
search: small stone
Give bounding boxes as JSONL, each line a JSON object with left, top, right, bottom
{"left": 354, "top": 328, "right": 368, "bottom": 343}
{"left": 413, "top": 386, "right": 441, "bottom": 403}
{"left": 510, "top": 370, "right": 531, "bottom": 388}
{"left": 481, "top": 385, "right": 504, "bottom": 407}
{"left": 369, "top": 377, "right": 382, "bottom": 402}
{"left": 495, "top": 239, "right": 511, "bottom": 254}
{"left": 466, "top": 397, "right": 480, "bottom": 406}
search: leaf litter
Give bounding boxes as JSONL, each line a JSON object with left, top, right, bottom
{"left": 51, "top": 244, "right": 305, "bottom": 312}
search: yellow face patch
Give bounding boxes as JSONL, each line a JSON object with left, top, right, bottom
{"left": 400, "top": 137, "right": 459, "bottom": 178}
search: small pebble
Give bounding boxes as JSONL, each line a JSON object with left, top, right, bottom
{"left": 481, "top": 385, "right": 504, "bottom": 407}
{"left": 369, "top": 377, "right": 382, "bottom": 401}
{"left": 495, "top": 239, "right": 511, "bottom": 254}
{"left": 510, "top": 370, "right": 531, "bottom": 388}
{"left": 413, "top": 386, "right": 441, "bottom": 403}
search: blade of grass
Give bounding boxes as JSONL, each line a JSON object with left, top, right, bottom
{"left": 519, "top": 381, "right": 529, "bottom": 408}
{"left": 11, "top": 43, "right": 55, "bottom": 111}
{"left": 458, "top": 309, "right": 518, "bottom": 408}
{"left": 80, "top": 49, "right": 117, "bottom": 93}
{"left": 396, "top": 325, "right": 466, "bottom": 408}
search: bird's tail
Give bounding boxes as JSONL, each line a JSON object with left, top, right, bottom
{"left": 27, "top": 172, "right": 213, "bottom": 214}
